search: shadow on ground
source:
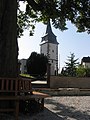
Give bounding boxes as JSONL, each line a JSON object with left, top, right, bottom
{"left": 45, "top": 97, "right": 90, "bottom": 120}
{"left": 0, "top": 108, "right": 63, "bottom": 120}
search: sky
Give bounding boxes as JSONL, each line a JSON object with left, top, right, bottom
{"left": 18, "top": 2, "right": 90, "bottom": 72}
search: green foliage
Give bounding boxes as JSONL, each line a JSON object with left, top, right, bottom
{"left": 61, "top": 67, "right": 68, "bottom": 76}
{"left": 76, "top": 65, "right": 86, "bottom": 77}
{"left": 76, "top": 65, "right": 90, "bottom": 77}
{"left": 17, "top": 0, "right": 90, "bottom": 37}
{"left": 20, "top": 74, "right": 35, "bottom": 79}
{"left": 85, "top": 68, "right": 90, "bottom": 77}
{"left": 17, "top": 2, "right": 36, "bottom": 37}
{"left": 61, "top": 53, "right": 79, "bottom": 77}
{"left": 26, "top": 52, "right": 48, "bottom": 77}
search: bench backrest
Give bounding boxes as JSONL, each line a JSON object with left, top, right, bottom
{"left": 0, "top": 77, "right": 32, "bottom": 96}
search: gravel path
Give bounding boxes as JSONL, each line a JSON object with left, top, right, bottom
{"left": 44, "top": 96, "right": 90, "bottom": 120}
{"left": 0, "top": 96, "right": 90, "bottom": 120}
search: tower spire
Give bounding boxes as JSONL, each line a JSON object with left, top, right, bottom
{"left": 46, "top": 20, "right": 52, "bottom": 34}
{"left": 41, "top": 20, "right": 58, "bottom": 44}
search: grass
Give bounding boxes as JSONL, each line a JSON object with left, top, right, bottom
{"left": 20, "top": 74, "right": 35, "bottom": 79}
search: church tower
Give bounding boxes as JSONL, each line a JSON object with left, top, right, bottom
{"left": 40, "top": 21, "right": 59, "bottom": 75}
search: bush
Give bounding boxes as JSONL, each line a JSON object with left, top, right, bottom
{"left": 27, "top": 52, "right": 48, "bottom": 77}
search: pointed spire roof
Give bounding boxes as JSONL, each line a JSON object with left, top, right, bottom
{"left": 41, "top": 21, "right": 59, "bottom": 44}
{"left": 46, "top": 20, "right": 52, "bottom": 34}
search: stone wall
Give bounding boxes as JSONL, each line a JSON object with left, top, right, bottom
{"left": 50, "top": 76, "right": 90, "bottom": 89}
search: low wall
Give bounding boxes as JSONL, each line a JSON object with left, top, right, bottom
{"left": 50, "top": 76, "right": 90, "bottom": 89}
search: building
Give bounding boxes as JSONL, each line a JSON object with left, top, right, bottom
{"left": 19, "top": 59, "right": 27, "bottom": 74}
{"left": 40, "top": 21, "right": 59, "bottom": 75}
{"left": 81, "top": 57, "right": 90, "bottom": 68}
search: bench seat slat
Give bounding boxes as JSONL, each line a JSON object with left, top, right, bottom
{"left": 18, "top": 91, "right": 50, "bottom": 100}
{"left": 0, "top": 109, "right": 15, "bottom": 112}
{"left": 0, "top": 96, "right": 19, "bottom": 100}
{"left": 0, "top": 90, "right": 17, "bottom": 92}
{"left": 0, "top": 92, "right": 49, "bottom": 100}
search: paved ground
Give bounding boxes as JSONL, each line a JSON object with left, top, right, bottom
{"left": 0, "top": 96, "right": 90, "bottom": 120}
{"left": 45, "top": 96, "right": 90, "bottom": 120}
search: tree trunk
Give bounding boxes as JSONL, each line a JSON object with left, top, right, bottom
{"left": 0, "top": 0, "right": 18, "bottom": 78}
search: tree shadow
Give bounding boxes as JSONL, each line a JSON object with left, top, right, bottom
{"left": 0, "top": 108, "right": 64, "bottom": 120}
{"left": 45, "top": 97, "right": 90, "bottom": 120}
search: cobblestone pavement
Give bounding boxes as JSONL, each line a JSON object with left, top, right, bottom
{"left": 0, "top": 96, "right": 90, "bottom": 120}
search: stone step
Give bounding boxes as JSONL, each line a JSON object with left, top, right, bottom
{"left": 33, "top": 88, "right": 90, "bottom": 96}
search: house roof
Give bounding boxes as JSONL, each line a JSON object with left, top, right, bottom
{"left": 41, "top": 21, "right": 59, "bottom": 44}
{"left": 82, "top": 57, "right": 90, "bottom": 63}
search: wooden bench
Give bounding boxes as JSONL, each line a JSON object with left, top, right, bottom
{"left": 0, "top": 77, "right": 49, "bottom": 120}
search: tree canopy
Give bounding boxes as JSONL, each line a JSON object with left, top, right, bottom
{"left": 26, "top": 52, "right": 48, "bottom": 77}
{"left": 77, "top": 65, "right": 90, "bottom": 77}
{"left": 61, "top": 53, "right": 79, "bottom": 76}
{"left": 18, "top": 0, "right": 90, "bottom": 37}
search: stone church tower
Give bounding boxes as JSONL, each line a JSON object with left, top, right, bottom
{"left": 40, "top": 21, "right": 59, "bottom": 75}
